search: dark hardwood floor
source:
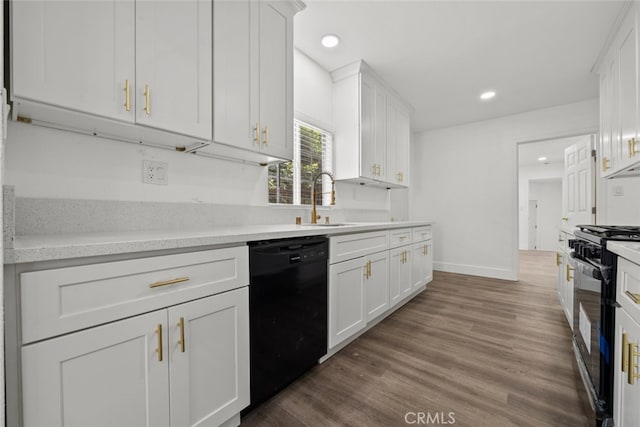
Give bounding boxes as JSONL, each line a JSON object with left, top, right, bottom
{"left": 241, "top": 250, "right": 592, "bottom": 427}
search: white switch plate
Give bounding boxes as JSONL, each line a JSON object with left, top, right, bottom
{"left": 613, "top": 185, "right": 624, "bottom": 196}
{"left": 142, "top": 160, "right": 168, "bottom": 185}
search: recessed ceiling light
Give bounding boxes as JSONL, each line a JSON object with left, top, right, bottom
{"left": 538, "top": 156, "right": 548, "bottom": 162}
{"left": 321, "top": 34, "right": 340, "bottom": 48}
{"left": 480, "top": 91, "right": 496, "bottom": 100}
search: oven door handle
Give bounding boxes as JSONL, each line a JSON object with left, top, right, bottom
{"left": 571, "top": 253, "right": 611, "bottom": 283}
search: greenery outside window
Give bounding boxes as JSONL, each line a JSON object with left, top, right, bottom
{"left": 269, "top": 119, "right": 333, "bottom": 205}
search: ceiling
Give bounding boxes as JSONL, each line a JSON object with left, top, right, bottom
{"left": 293, "top": 0, "right": 626, "bottom": 132}
{"left": 518, "top": 135, "right": 588, "bottom": 167}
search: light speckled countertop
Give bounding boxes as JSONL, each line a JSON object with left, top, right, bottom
{"left": 4, "top": 221, "right": 434, "bottom": 264}
{"left": 608, "top": 241, "right": 640, "bottom": 265}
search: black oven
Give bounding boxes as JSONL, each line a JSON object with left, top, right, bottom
{"left": 570, "top": 225, "right": 640, "bottom": 427}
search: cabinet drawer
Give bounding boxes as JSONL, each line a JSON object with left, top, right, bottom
{"left": 20, "top": 246, "right": 249, "bottom": 344}
{"left": 617, "top": 257, "right": 640, "bottom": 323}
{"left": 329, "top": 231, "right": 389, "bottom": 264}
{"left": 388, "top": 228, "right": 412, "bottom": 248}
{"left": 412, "top": 226, "right": 432, "bottom": 243}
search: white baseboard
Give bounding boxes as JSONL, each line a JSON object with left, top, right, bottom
{"left": 434, "top": 261, "right": 517, "bottom": 281}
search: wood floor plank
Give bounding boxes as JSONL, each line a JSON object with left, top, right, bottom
{"left": 241, "top": 251, "right": 591, "bottom": 426}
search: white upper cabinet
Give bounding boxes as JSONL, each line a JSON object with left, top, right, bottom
{"left": 11, "top": 0, "right": 135, "bottom": 123}
{"left": 197, "top": 0, "right": 302, "bottom": 164}
{"left": 11, "top": 0, "right": 211, "bottom": 148}
{"left": 332, "top": 60, "right": 413, "bottom": 188}
{"left": 598, "top": 4, "right": 640, "bottom": 178}
{"left": 135, "top": 0, "right": 212, "bottom": 139}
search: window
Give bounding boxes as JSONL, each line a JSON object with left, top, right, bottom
{"left": 268, "top": 119, "right": 333, "bottom": 205}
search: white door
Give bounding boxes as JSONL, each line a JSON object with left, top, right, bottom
{"left": 135, "top": 0, "right": 212, "bottom": 139}
{"left": 365, "top": 251, "right": 390, "bottom": 321}
{"left": 256, "top": 1, "right": 291, "bottom": 159}
{"left": 11, "top": 0, "right": 135, "bottom": 122}
{"left": 528, "top": 200, "right": 538, "bottom": 250}
{"left": 21, "top": 310, "right": 170, "bottom": 427}
{"left": 613, "top": 308, "right": 640, "bottom": 427}
{"left": 564, "top": 137, "right": 594, "bottom": 228}
{"left": 213, "top": 0, "right": 251, "bottom": 149}
{"left": 168, "top": 288, "right": 249, "bottom": 427}
{"left": 329, "top": 257, "right": 367, "bottom": 349}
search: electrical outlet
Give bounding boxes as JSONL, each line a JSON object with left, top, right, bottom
{"left": 142, "top": 160, "right": 168, "bottom": 185}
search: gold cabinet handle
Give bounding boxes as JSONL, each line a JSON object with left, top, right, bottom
{"left": 632, "top": 138, "right": 639, "bottom": 157}
{"left": 363, "top": 261, "right": 370, "bottom": 279}
{"left": 566, "top": 264, "right": 574, "bottom": 282}
{"left": 124, "top": 79, "right": 131, "bottom": 112}
{"left": 602, "top": 156, "right": 610, "bottom": 171}
{"left": 562, "top": 217, "right": 569, "bottom": 221}
{"left": 556, "top": 253, "right": 562, "bottom": 267}
{"left": 144, "top": 84, "right": 151, "bottom": 115}
{"left": 253, "top": 123, "right": 260, "bottom": 145}
{"left": 368, "top": 260, "right": 372, "bottom": 278}
{"left": 628, "top": 342, "right": 639, "bottom": 385}
{"left": 156, "top": 324, "right": 163, "bottom": 362}
{"left": 262, "top": 125, "right": 268, "bottom": 145}
{"left": 625, "top": 290, "right": 640, "bottom": 304}
{"left": 178, "top": 317, "right": 186, "bottom": 353}
{"left": 149, "top": 277, "right": 190, "bottom": 289}
{"left": 623, "top": 332, "right": 629, "bottom": 373}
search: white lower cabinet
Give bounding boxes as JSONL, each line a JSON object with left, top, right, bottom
{"left": 389, "top": 246, "right": 412, "bottom": 309}
{"left": 614, "top": 307, "right": 640, "bottom": 427}
{"left": 329, "top": 257, "right": 367, "bottom": 349}
{"left": 22, "top": 287, "right": 249, "bottom": 427}
{"left": 411, "top": 240, "right": 433, "bottom": 290}
{"left": 365, "top": 251, "right": 390, "bottom": 321}
{"left": 22, "top": 310, "right": 171, "bottom": 427}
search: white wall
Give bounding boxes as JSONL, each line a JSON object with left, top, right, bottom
{"left": 518, "top": 161, "right": 563, "bottom": 249}
{"left": 4, "top": 48, "right": 395, "bottom": 219}
{"left": 410, "top": 99, "right": 599, "bottom": 280}
{"left": 529, "top": 179, "right": 563, "bottom": 251}
{"left": 600, "top": 177, "right": 640, "bottom": 225}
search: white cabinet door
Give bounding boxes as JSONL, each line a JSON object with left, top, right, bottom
{"left": 556, "top": 251, "right": 565, "bottom": 306}
{"left": 617, "top": 10, "right": 637, "bottom": 171}
{"left": 169, "top": 288, "right": 249, "bottom": 427}
{"left": 374, "top": 84, "right": 387, "bottom": 180}
{"left": 602, "top": 43, "right": 620, "bottom": 176}
{"left": 135, "top": 0, "right": 212, "bottom": 139}
{"left": 21, "top": 310, "right": 170, "bottom": 427}
{"left": 256, "top": 1, "right": 293, "bottom": 159}
{"left": 11, "top": 0, "right": 135, "bottom": 122}
{"left": 360, "top": 74, "right": 377, "bottom": 180}
{"left": 365, "top": 251, "right": 389, "bottom": 321}
{"left": 329, "top": 257, "right": 367, "bottom": 349}
{"left": 389, "top": 246, "right": 412, "bottom": 309}
{"left": 614, "top": 307, "right": 640, "bottom": 427}
{"left": 565, "top": 258, "right": 575, "bottom": 329}
{"left": 411, "top": 241, "right": 433, "bottom": 290}
{"left": 600, "top": 68, "right": 612, "bottom": 179}
{"left": 213, "top": 0, "right": 251, "bottom": 149}
{"left": 386, "top": 96, "right": 410, "bottom": 186}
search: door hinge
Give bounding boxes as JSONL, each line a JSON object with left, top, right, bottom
{"left": 16, "top": 115, "right": 32, "bottom": 124}
{"left": 591, "top": 149, "right": 597, "bottom": 158}
{"left": 592, "top": 207, "right": 597, "bottom": 214}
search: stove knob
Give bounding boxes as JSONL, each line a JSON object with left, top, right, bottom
{"left": 568, "top": 239, "right": 576, "bottom": 249}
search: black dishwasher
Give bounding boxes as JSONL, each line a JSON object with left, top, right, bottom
{"left": 245, "top": 236, "right": 328, "bottom": 413}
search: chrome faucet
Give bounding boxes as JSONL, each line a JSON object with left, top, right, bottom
{"left": 311, "top": 171, "right": 336, "bottom": 224}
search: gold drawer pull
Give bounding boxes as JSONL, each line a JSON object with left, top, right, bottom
{"left": 253, "top": 123, "right": 260, "bottom": 145}
{"left": 262, "top": 125, "right": 268, "bottom": 145}
{"left": 149, "top": 277, "right": 190, "bottom": 289}
{"left": 566, "top": 264, "right": 574, "bottom": 282}
{"left": 625, "top": 290, "right": 640, "bottom": 304}
{"left": 623, "top": 333, "right": 629, "bottom": 373}
{"left": 178, "top": 317, "right": 186, "bottom": 353}
{"left": 124, "top": 79, "right": 131, "bottom": 112}
{"left": 156, "top": 324, "right": 163, "bottom": 362}
{"left": 144, "top": 84, "right": 151, "bottom": 115}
